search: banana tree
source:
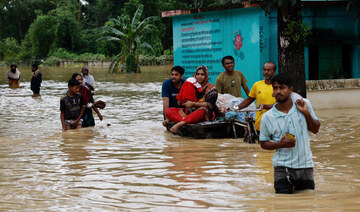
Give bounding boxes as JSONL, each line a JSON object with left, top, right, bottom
{"left": 98, "top": 4, "right": 158, "bottom": 73}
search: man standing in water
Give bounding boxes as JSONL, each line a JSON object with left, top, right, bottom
{"left": 162, "top": 66, "right": 185, "bottom": 126}
{"left": 259, "top": 72, "right": 320, "bottom": 194}
{"left": 81, "top": 66, "right": 95, "bottom": 92}
{"left": 237, "top": 62, "right": 277, "bottom": 132}
{"left": 31, "top": 64, "right": 42, "bottom": 95}
{"left": 215, "top": 55, "right": 250, "bottom": 98}
{"left": 7, "top": 64, "right": 21, "bottom": 88}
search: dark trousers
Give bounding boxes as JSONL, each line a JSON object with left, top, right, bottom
{"left": 274, "top": 166, "right": 315, "bottom": 194}
{"left": 32, "top": 89, "right": 40, "bottom": 94}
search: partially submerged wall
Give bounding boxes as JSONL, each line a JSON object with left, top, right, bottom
{"left": 307, "top": 79, "right": 360, "bottom": 109}
{"left": 59, "top": 60, "right": 111, "bottom": 67}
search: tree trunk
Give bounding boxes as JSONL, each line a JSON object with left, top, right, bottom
{"left": 18, "top": 21, "right": 22, "bottom": 39}
{"left": 0, "top": 9, "right": 2, "bottom": 40}
{"left": 277, "top": 0, "right": 307, "bottom": 97}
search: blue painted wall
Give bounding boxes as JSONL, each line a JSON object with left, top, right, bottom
{"left": 172, "top": 2, "right": 359, "bottom": 87}
{"left": 173, "top": 7, "right": 269, "bottom": 95}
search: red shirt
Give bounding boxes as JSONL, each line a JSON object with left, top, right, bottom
{"left": 79, "top": 86, "right": 92, "bottom": 104}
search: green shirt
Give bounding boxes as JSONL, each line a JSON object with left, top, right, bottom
{"left": 215, "top": 70, "right": 247, "bottom": 97}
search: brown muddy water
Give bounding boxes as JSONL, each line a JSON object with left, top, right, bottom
{"left": 0, "top": 66, "right": 359, "bottom": 211}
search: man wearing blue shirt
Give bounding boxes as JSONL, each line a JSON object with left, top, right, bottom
{"left": 162, "top": 66, "right": 185, "bottom": 126}
{"left": 259, "top": 72, "right": 320, "bottom": 194}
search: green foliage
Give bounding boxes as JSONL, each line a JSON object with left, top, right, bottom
{"left": 42, "top": 48, "right": 107, "bottom": 66}
{"left": 54, "top": 11, "right": 82, "bottom": 52}
{"left": 88, "top": 0, "right": 128, "bottom": 26}
{"left": 50, "top": 48, "right": 77, "bottom": 60}
{"left": 16, "top": 35, "right": 34, "bottom": 63}
{"left": 98, "top": 4, "right": 159, "bottom": 73}
{"left": 16, "top": 1, "right": 84, "bottom": 61}
{"left": 0, "top": 0, "right": 56, "bottom": 41}
{"left": 26, "top": 15, "right": 57, "bottom": 59}
{"left": 255, "top": 0, "right": 297, "bottom": 15}
{"left": 76, "top": 53, "right": 107, "bottom": 61}
{"left": 126, "top": 54, "right": 138, "bottom": 73}
{"left": 1, "top": 0, "right": 205, "bottom": 64}
{"left": 0, "top": 37, "right": 22, "bottom": 64}
{"left": 163, "top": 48, "right": 173, "bottom": 56}
{"left": 139, "top": 55, "right": 172, "bottom": 66}
{"left": 41, "top": 57, "right": 61, "bottom": 66}
{"left": 285, "top": 20, "right": 311, "bottom": 43}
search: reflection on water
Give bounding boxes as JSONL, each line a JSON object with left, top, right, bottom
{"left": 0, "top": 66, "right": 360, "bottom": 210}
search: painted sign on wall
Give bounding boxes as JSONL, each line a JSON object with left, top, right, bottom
{"left": 173, "top": 7, "right": 269, "bottom": 92}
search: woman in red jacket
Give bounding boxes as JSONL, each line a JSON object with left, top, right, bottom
{"left": 165, "top": 65, "right": 218, "bottom": 134}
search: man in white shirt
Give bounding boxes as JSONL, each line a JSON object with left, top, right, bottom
{"left": 81, "top": 66, "right": 94, "bottom": 91}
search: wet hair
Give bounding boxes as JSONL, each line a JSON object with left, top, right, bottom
{"left": 196, "top": 65, "right": 208, "bottom": 73}
{"left": 31, "top": 64, "right": 38, "bottom": 69}
{"left": 265, "top": 61, "right": 276, "bottom": 71}
{"left": 68, "top": 78, "right": 80, "bottom": 87}
{"left": 71, "top": 73, "right": 82, "bottom": 79}
{"left": 82, "top": 66, "right": 89, "bottom": 72}
{"left": 171, "top": 66, "right": 185, "bottom": 75}
{"left": 271, "top": 72, "right": 293, "bottom": 88}
{"left": 221, "top": 56, "right": 234, "bottom": 64}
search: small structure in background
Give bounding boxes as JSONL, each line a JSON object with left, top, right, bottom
{"left": 162, "top": 1, "right": 360, "bottom": 90}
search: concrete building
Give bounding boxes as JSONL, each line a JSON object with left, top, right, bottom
{"left": 162, "top": 0, "right": 359, "bottom": 97}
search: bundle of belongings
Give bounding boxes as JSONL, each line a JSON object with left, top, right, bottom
{"left": 216, "top": 94, "right": 256, "bottom": 122}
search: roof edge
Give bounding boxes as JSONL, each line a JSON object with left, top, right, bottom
{"left": 161, "top": 1, "right": 261, "bottom": 18}
{"left": 161, "top": 1, "right": 349, "bottom": 18}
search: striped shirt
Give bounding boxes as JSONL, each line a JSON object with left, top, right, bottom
{"left": 259, "top": 99, "right": 318, "bottom": 168}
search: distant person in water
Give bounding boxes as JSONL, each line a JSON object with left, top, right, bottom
{"left": 31, "top": 64, "right": 42, "bottom": 95}
{"left": 60, "top": 78, "right": 85, "bottom": 131}
{"left": 81, "top": 66, "right": 94, "bottom": 92}
{"left": 7, "top": 64, "right": 21, "bottom": 88}
{"left": 72, "top": 73, "right": 103, "bottom": 127}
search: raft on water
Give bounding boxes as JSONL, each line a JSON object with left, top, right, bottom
{"left": 165, "top": 108, "right": 260, "bottom": 143}
{"left": 166, "top": 119, "right": 259, "bottom": 143}
{"left": 166, "top": 120, "right": 245, "bottom": 139}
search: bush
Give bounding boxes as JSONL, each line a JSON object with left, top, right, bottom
{"left": 163, "top": 48, "right": 173, "bottom": 56}
{"left": 76, "top": 53, "right": 107, "bottom": 61}
{"left": 0, "top": 37, "right": 22, "bottom": 64}
{"left": 139, "top": 54, "right": 172, "bottom": 66}
{"left": 50, "top": 48, "right": 77, "bottom": 60}
{"left": 41, "top": 56, "right": 61, "bottom": 66}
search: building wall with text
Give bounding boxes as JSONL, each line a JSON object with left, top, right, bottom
{"left": 173, "top": 7, "right": 269, "bottom": 94}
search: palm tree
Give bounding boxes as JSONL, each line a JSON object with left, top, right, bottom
{"left": 98, "top": 4, "right": 158, "bottom": 73}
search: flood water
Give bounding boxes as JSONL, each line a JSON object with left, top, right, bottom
{"left": 0, "top": 66, "right": 359, "bottom": 211}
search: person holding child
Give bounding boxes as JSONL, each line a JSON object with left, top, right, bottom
{"left": 72, "top": 73, "right": 103, "bottom": 127}
{"left": 60, "top": 78, "right": 86, "bottom": 131}
{"left": 165, "top": 65, "right": 218, "bottom": 134}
